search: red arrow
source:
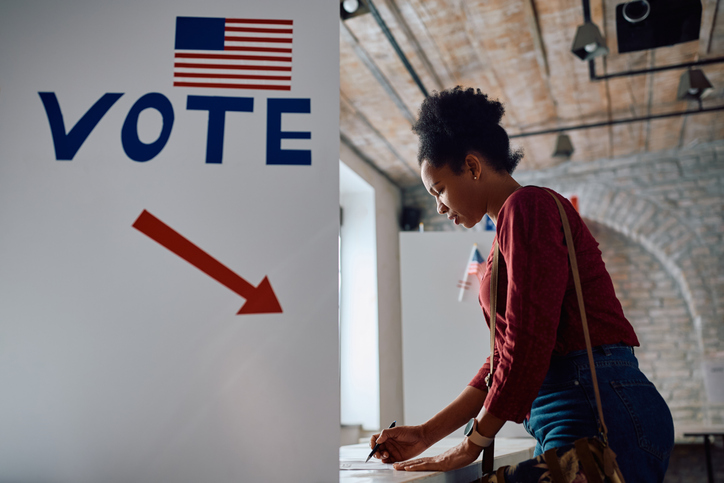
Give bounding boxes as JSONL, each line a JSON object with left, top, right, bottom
{"left": 132, "top": 210, "right": 282, "bottom": 315}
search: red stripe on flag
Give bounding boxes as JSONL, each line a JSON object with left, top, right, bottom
{"left": 225, "top": 18, "right": 293, "bottom": 25}
{"left": 174, "top": 72, "right": 291, "bottom": 81}
{"left": 175, "top": 53, "right": 292, "bottom": 62}
{"left": 225, "top": 27, "right": 293, "bottom": 34}
{"left": 173, "top": 81, "right": 291, "bottom": 91}
{"left": 223, "top": 46, "right": 292, "bottom": 53}
{"left": 174, "top": 62, "right": 292, "bottom": 71}
{"left": 225, "top": 36, "right": 292, "bottom": 43}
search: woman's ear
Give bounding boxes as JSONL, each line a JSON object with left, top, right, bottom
{"left": 464, "top": 153, "right": 483, "bottom": 180}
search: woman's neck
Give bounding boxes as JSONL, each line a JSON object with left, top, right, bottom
{"left": 486, "top": 177, "right": 522, "bottom": 225}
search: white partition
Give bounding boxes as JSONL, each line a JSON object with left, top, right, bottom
{"left": 399, "top": 231, "right": 529, "bottom": 438}
{"left": 0, "top": 2, "right": 339, "bottom": 482}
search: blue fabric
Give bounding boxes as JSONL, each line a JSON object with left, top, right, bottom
{"left": 523, "top": 344, "right": 674, "bottom": 482}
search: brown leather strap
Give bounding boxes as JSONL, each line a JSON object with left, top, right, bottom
{"left": 543, "top": 189, "right": 609, "bottom": 441}
{"left": 575, "top": 439, "right": 604, "bottom": 483}
{"left": 544, "top": 447, "right": 566, "bottom": 483}
{"left": 482, "top": 439, "right": 495, "bottom": 475}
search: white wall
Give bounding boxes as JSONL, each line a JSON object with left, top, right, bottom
{"left": 399, "top": 231, "right": 529, "bottom": 438}
{"left": 339, "top": 139, "right": 403, "bottom": 430}
{"left": 339, "top": 162, "right": 379, "bottom": 430}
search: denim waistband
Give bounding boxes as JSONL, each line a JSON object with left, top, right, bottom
{"left": 543, "top": 343, "right": 638, "bottom": 385}
{"left": 552, "top": 343, "right": 634, "bottom": 361}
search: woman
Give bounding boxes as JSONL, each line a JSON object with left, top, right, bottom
{"left": 369, "top": 87, "right": 674, "bottom": 481}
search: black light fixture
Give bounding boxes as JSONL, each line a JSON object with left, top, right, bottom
{"left": 571, "top": 22, "right": 609, "bottom": 61}
{"left": 616, "top": 0, "right": 702, "bottom": 54}
{"left": 552, "top": 133, "right": 574, "bottom": 158}
{"left": 340, "top": 0, "right": 370, "bottom": 21}
{"left": 677, "top": 69, "right": 713, "bottom": 101}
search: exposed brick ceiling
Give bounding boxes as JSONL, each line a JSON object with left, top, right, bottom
{"left": 339, "top": 0, "right": 724, "bottom": 187}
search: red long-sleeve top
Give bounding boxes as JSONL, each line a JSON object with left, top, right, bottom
{"left": 468, "top": 186, "right": 639, "bottom": 423}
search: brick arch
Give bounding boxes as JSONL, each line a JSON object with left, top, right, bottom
{"left": 583, "top": 218, "right": 707, "bottom": 428}
{"left": 561, "top": 181, "right": 719, "bottom": 357}
{"left": 576, "top": 185, "right": 699, "bottom": 326}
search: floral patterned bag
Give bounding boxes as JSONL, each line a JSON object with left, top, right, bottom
{"left": 480, "top": 437, "right": 623, "bottom": 483}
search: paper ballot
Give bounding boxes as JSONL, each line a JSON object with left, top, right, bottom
{"left": 340, "top": 460, "right": 394, "bottom": 470}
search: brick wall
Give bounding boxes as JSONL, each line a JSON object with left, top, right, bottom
{"left": 588, "top": 219, "right": 706, "bottom": 428}
{"left": 402, "top": 139, "right": 724, "bottom": 434}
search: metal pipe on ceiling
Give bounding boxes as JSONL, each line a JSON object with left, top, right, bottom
{"left": 589, "top": 56, "right": 724, "bottom": 81}
{"left": 509, "top": 104, "right": 724, "bottom": 138}
{"left": 365, "top": 0, "right": 430, "bottom": 98}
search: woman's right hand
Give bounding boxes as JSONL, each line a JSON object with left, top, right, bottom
{"left": 368, "top": 425, "right": 430, "bottom": 464}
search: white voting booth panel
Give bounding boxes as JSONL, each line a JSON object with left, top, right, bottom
{"left": 0, "top": 2, "right": 339, "bottom": 482}
{"left": 400, "top": 231, "right": 529, "bottom": 438}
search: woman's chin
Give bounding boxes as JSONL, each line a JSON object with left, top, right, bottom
{"left": 461, "top": 218, "right": 480, "bottom": 229}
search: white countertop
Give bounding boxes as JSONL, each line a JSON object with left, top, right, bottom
{"left": 340, "top": 437, "right": 536, "bottom": 483}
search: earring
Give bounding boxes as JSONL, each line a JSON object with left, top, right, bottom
{"left": 473, "top": 176, "right": 477, "bottom": 180}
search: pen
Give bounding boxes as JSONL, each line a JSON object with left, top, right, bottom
{"left": 365, "top": 420, "right": 396, "bottom": 463}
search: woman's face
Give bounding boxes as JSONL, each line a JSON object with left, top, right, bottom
{"left": 420, "top": 159, "right": 485, "bottom": 229}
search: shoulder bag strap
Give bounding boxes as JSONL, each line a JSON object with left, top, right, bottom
{"left": 488, "top": 189, "right": 609, "bottom": 444}
{"left": 542, "top": 188, "right": 609, "bottom": 442}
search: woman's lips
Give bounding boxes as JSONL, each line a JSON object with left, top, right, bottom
{"left": 449, "top": 214, "right": 459, "bottom": 225}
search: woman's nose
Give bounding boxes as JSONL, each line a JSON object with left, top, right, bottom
{"left": 436, "top": 199, "right": 447, "bottom": 214}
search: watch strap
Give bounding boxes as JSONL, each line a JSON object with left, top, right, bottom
{"left": 466, "top": 420, "right": 494, "bottom": 448}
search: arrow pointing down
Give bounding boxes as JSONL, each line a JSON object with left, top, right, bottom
{"left": 132, "top": 210, "right": 282, "bottom": 315}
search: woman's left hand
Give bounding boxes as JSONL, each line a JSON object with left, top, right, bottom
{"left": 392, "top": 438, "right": 483, "bottom": 472}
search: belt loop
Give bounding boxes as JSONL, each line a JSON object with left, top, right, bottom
{"left": 602, "top": 345, "right": 612, "bottom": 356}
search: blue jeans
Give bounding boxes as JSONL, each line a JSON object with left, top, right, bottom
{"left": 523, "top": 344, "right": 674, "bottom": 482}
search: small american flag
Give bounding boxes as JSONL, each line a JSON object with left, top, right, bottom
{"left": 458, "top": 244, "right": 484, "bottom": 301}
{"left": 467, "top": 248, "right": 484, "bottom": 278}
{"left": 174, "top": 16, "right": 293, "bottom": 91}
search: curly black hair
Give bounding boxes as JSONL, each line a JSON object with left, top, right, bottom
{"left": 411, "top": 86, "right": 522, "bottom": 174}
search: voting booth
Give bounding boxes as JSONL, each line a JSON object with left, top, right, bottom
{"left": 0, "top": 1, "right": 339, "bottom": 481}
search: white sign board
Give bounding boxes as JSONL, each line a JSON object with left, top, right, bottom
{"left": 0, "top": 1, "right": 339, "bottom": 482}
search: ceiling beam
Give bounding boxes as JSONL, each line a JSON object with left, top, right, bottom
{"left": 340, "top": 133, "right": 403, "bottom": 189}
{"left": 700, "top": 0, "right": 720, "bottom": 56}
{"left": 381, "top": 0, "right": 445, "bottom": 91}
{"left": 522, "top": 0, "right": 550, "bottom": 79}
{"left": 366, "top": 0, "right": 430, "bottom": 97}
{"left": 341, "top": 91, "right": 420, "bottom": 179}
{"left": 340, "top": 20, "right": 417, "bottom": 125}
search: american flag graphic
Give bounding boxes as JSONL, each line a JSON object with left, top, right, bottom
{"left": 173, "top": 16, "right": 293, "bottom": 91}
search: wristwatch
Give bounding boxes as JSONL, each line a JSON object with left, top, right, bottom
{"left": 464, "top": 418, "right": 494, "bottom": 448}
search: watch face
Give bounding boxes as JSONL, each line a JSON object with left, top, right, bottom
{"left": 464, "top": 418, "right": 475, "bottom": 436}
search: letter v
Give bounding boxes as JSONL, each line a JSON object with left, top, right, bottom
{"left": 39, "top": 92, "right": 123, "bottom": 160}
